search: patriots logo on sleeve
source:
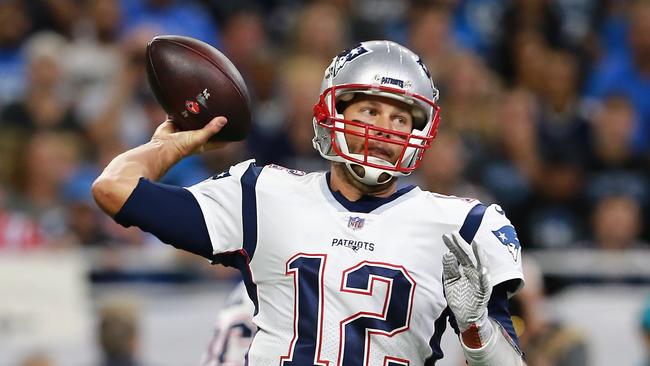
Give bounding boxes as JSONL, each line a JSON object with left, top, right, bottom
{"left": 492, "top": 225, "right": 521, "bottom": 262}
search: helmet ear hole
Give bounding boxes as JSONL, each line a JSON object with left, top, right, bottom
{"left": 351, "top": 164, "right": 365, "bottom": 177}
{"left": 335, "top": 101, "right": 348, "bottom": 114}
{"left": 377, "top": 172, "right": 391, "bottom": 183}
{"left": 411, "top": 108, "right": 426, "bottom": 129}
{"left": 335, "top": 92, "right": 356, "bottom": 113}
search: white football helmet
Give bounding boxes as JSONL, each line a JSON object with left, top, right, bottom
{"left": 312, "top": 40, "right": 441, "bottom": 185}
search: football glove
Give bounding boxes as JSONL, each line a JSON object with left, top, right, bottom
{"left": 442, "top": 231, "right": 493, "bottom": 347}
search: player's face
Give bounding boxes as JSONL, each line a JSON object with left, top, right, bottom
{"left": 342, "top": 95, "right": 414, "bottom": 164}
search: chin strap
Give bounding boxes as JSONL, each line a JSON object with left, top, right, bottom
{"left": 344, "top": 163, "right": 394, "bottom": 186}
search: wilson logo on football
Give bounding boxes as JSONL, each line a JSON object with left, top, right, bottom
{"left": 185, "top": 100, "right": 200, "bottom": 114}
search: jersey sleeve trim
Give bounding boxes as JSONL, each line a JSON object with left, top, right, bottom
{"left": 491, "top": 272, "right": 525, "bottom": 297}
{"left": 486, "top": 283, "right": 521, "bottom": 350}
{"left": 241, "top": 163, "right": 263, "bottom": 262}
{"left": 459, "top": 203, "right": 487, "bottom": 243}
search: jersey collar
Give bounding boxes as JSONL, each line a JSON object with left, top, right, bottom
{"left": 322, "top": 172, "right": 417, "bottom": 214}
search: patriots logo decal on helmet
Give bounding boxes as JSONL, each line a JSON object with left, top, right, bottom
{"left": 327, "top": 44, "right": 371, "bottom": 79}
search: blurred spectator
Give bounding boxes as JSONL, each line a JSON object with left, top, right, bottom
{"left": 250, "top": 55, "right": 328, "bottom": 172}
{"left": 76, "top": 27, "right": 165, "bottom": 149}
{"left": 0, "top": 128, "right": 24, "bottom": 184}
{"left": 505, "top": 30, "right": 549, "bottom": 94}
{"left": 450, "top": 0, "right": 504, "bottom": 57}
{"left": 525, "top": 155, "right": 587, "bottom": 249}
{"left": 348, "top": 0, "right": 407, "bottom": 41}
{"left": 554, "top": 0, "right": 602, "bottom": 54}
{"left": 477, "top": 87, "right": 587, "bottom": 248}
{"left": 526, "top": 49, "right": 592, "bottom": 249}
{"left": 478, "top": 89, "right": 539, "bottom": 217}
{"left": 1, "top": 1, "right": 650, "bottom": 363}
{"left": 511, "top": 257, "right": 589, "bottom": 365}
{"left": 120, "top": 0, "right": 221, "bottom": 47}
{"left": 98, "top": 300, "right": 141, "bottom": 366}
{"left": 7, "top": 131, "right": 83, "bottom": 246}
{"left": 536, "top": 49, "right": 591, "bottom": 166}
{"left": 0, "top": 0, "right": 31, "bottom": 106}
{"left": 63, "top": 0, "right": 124, "bottom": 108}
{"left": 584, "top": 95, "right": 649, "bottom": 217}
{"left": 0, "top": 182, "right": 44, "bottom": 251}
{"left": 417, "top": 130, "right": 493, "bottom": 203}
{"left": 596, "top": 0, "right": 630, "bottom": 61}
{"left": 27, "top": 0, "right": 79, "bottom": 38}
{"left": 218, "top": 6, "right": 278, "bottom": 122}
{"left": 586, "top": 0, "right": 650, "bottom": 152}
{"left": 407, "top": 4, "right": 458, "bottom": 86}
{"left": 587, "top": 194, "right": 647, "bottom": 250}
{"left": 279, "top": 55, "right": 329, "bottom": 171}
{"left": 443, "top": 51, "right": 502, "bottom": 133}
{"left": 492, "top": 0, "right": 564, "bottom": 86}
{"left": 62, "top": 172, "right": 112, "bottom": 246}
{"left": 288, "top": 2, "right": 347, "bottom": 66}
{"left": 220, "top": 8, "right": 272, "bottom": 93}
{"left": 1, "top": 32, "right": 81, "bottom": 134}
{"left": 439, "top": 51, "right": 503, "bottom": 165}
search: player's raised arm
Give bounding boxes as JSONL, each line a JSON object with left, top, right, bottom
{"left": 92, "top": 117, "right": 227, "bottom": 216}
{"left": 442, "top": 231, "right": 525, "bottom": 365}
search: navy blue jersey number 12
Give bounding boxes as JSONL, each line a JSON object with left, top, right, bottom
{"left": 281, "top": 253, "right": 416, "bottom": 366}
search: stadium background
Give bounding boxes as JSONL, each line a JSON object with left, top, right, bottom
{"left": 0, "top": 0, "right": 649, "bottom": 365}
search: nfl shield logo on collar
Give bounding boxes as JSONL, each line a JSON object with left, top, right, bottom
{"left": 348, "top": 216, "right": 365, "bottom": 230}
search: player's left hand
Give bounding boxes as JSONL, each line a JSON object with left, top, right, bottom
{"left": 442, "top": 232, "right": 493, "bottom": 347}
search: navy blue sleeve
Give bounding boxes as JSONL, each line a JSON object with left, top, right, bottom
{"left": 113, "top": 178, "right": 214, "bottom": 260}
{"left": 487, "top": 281, "right": 521, "bottom": 349}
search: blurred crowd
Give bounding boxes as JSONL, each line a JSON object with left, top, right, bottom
{"left": 1, "top": 1, "right": 650, "bottom": 263}
{"left": 2, "top": 1, "right": 650, "bottom": 365}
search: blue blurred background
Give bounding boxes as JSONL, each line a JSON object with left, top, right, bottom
{"left": 0, "top": 0, "right": 649, "bottom": 365}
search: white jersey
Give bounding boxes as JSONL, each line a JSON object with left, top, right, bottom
{"left": 187, "top": 160, "right": 524, "bottom": 366}
{"left": 201, "top": 282, "right": 257, "bottom": 366}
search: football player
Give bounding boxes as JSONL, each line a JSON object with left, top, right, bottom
{"left": 93, "top": 40, "right": 525, "bottom": 365}
{"left": 200, "top": 281, "right": 257, "bottom": 366}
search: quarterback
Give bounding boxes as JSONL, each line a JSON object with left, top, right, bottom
{"left": 93, "top": 40, "right": 525, "bottom": 365}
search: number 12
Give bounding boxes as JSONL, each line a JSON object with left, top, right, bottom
{"left": 280, "top": 253, "right": 416, "bottom": 366}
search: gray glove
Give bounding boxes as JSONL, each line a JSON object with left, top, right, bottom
{"left": 442, "top": 232, "right": 492, "bottom": 334}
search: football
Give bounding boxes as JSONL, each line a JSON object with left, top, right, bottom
{"left": 145, "top": 35, "right": 251, "bottom": 142}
